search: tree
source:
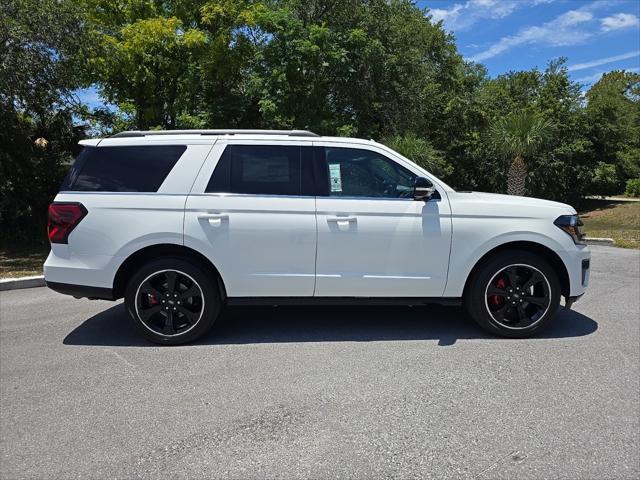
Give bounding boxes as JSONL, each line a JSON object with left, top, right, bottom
{"left": 490, "top": 111, "right": 553, "bottom": 196}
{"left": 381, "top": 133, "right": 452, "bottom": 179}
{"left": 0, "top": 0, "right": 89, "bottom": 242}
{"left": 586, "top": 71, "right": 640, "bottom": 191}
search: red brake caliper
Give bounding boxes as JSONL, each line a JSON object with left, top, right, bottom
{"left": 489, "top": 277, "right": 507, "bottom": 307}
{"left": 147, "top": 293, "right": 159, "bottom": 305}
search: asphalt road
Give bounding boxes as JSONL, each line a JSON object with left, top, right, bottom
{"left": 1, "top": 245, "right": 639, "bottom": 479}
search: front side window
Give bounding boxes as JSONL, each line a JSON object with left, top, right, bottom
{"left": 207, "top": 145, "right": 313, "bottom": 196}
{"left": 319, "top": 147, "right": 417, "bottom": 198}
{"left": 62, "top": 145, "right": 186, "bottom": 192}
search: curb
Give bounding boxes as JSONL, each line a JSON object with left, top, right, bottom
{"left": 0, "top": 276, "right": 46, "bottom": 292}
{"left": 585, "top": 237, "right": 616, "bottom": 246}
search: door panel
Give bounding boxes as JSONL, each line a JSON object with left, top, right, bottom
{"left": 185, "top": 194, "right": 316, "bottom": 296}
{"left": 184, "top": 142, "right": 317, "bottom": 297}
{"left": 313, "top": 144, "right": 452, "bottom": 297}
{"left": 315, "top": 198, "right": 450, "bottom": 296}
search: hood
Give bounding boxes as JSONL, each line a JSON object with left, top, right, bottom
{"left": 448, "top": 191, "right": 576, "bottom": 216}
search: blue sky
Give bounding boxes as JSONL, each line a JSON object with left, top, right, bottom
{"left": 419, "top": 0, "right": 640, "bottom": 86}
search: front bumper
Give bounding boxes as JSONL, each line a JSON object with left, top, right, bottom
{"left": 559, "top": 245, "right": 590, "bottom": 297}
{"left": 565, "top": 293, "right": 584, "bottom": 309}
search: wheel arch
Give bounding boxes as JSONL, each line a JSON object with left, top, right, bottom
{"left": 112, "top": 243, "right": 227, "bottom": 300}
{"left": 462, "top": 241, "right": 571, "bottom": 298}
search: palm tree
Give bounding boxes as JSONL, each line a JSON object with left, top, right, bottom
{"left": 490, "top": 111, "right": 553, "bottom": 196}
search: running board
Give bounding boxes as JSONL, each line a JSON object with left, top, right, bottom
{"left": 226, "top": 297, "right": 461, "bottom": 307}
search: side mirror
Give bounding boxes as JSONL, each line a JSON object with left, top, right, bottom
{"left": 414, "top": 177, "right": 436, "bottom": 201}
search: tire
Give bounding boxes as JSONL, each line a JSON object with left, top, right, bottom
{"left": 464, "top": 250, "right": 561, "bottom": 338}
{"left": 124, "top": 257, "right": 221, "bottom": 345}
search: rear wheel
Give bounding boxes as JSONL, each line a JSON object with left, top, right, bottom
{"left": 124, "top": 257, "right": 221, "bottom": 345}
{"left": 464, "top": 250, "right": 561, "bottom": 338}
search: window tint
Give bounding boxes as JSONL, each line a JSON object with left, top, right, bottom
{"left": 206, "top": 145, "right": 306, "bottom": 196}
{"left": 319, "top": 147, "right": 417, "bottom": 198}
{"left": 62, "top": 145, "right": 186, "bottom": 192}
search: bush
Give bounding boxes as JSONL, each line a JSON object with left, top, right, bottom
{"left": 381, "top": 133, "right": 453, "bottom": 179}
{"left": 590, "top": 162, "right": 620, "bottom": 197}
{"left": 625, "top": 178, "right": 640, "bottom": 197}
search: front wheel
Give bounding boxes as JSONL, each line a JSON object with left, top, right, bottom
{"left": 124, "top": 257, "right": 221, "bottom": 345}
{"left": 464, "top": 250, "right": 561, "bottom": 338}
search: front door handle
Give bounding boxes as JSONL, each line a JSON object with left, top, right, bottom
{"left": 197, "top": 213, "right": 229, "bottom": 225}
{"left": 327, "top": 216, "right": 357, "bottom": 226}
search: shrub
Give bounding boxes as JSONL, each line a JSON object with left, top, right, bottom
{"left": 625, "top": 178, "right": 640, "bottom": 198}
{"left": 381, "top": 133, "right": 453, "bottom": 179}
{"left": 590, "top": 162, "right": 620, "bottom": 197}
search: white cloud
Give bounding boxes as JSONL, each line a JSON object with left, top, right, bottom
{"left": 567, "top": 51, "right": 640, "bottom": 71}
{"left": 600, "top": 13, "right": 640, "bottom": 32}
{"left": 576, "top": 66, "right": 640, "bottom": 84}
{"left": 428, "top": 0, "right": 524, "bottom": 31}
{"left": 430, "top": 4, "right": 464, "bottom": 25}
{"left": 469, "top": 8, "right": 594, "bottom": 62}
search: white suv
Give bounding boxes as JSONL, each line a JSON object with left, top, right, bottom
{"left": 44, "top": 130, "right": 590, "bottom": 344}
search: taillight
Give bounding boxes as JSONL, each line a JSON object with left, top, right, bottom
{"left": 47, "top": 203, "right": 87, "bottom": 244}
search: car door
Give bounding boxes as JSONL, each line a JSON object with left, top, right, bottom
{"left": 314, "top": 143, "right": 452, "bottom": 297}
{"left": 184, "top": 141, "right": 317, "bottom": 297}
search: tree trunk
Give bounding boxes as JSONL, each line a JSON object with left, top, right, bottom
{"left": 507, "top": 154, "right": 527, "bottom": 196}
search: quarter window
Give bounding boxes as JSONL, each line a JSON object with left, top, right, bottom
{"left": 319, "top": 147, "right": 417, "bottom": 198}
{"left": 62, "top": 145, "right": 186, "bottom": 192}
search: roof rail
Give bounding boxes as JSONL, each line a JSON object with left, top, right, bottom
{"left": 110, "top": 129, "right": 319, "bottom": 138}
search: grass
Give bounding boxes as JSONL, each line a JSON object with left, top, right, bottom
{"left": 579, "top": 200, "right": 640, "bottom": 249}
{"left": 0, "top": 243, "right": 49, "bottom": 279}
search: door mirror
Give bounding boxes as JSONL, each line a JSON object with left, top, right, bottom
{"left": 414, "top": 177, "right": 436, "bottom": 201}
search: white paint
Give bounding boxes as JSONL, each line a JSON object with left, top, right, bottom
{"left": 44, "top": 132, "right": 590, "bottom": 301}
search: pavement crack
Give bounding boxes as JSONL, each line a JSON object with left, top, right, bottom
{"left": 105, "top": 348, "right": 137, "bottom": 369}
{"left": 473, "top": 449, "right": 519, "bottom": 479}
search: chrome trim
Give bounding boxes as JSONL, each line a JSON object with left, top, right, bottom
{"left": 111, "top": 129, "right": 319, "bottom": 138}
{"left": 193, "top": 192, "right": 439, "bottom": 202}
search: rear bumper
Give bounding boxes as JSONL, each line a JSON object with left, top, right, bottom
{"left": 46, "top": 281, "right": 115, "bottom": 300}
{"left": 44, "top": 248, "right": 120, "bottom": 293}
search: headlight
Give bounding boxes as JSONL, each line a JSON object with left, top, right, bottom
{"left": 554, "top": 215, "right": 586, "bottom": 245}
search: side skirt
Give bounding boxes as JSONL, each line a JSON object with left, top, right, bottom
{"left": 226, "top": 297, "right": 461, "bottom": 307}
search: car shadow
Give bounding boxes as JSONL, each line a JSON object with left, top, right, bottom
{"left": 63, "top": 303, "right": 598, "bottom": 347}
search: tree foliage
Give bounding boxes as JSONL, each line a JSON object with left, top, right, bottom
{"left": 0, "top": 0, "right": 89, "bottom": 243}
{"left": 489, "top": 111, "right": 553, "bottom": 196}
{"left": 2, "top": 0, "right": 640, "bottom": 241}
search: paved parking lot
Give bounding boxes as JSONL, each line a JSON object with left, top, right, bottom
{"left": 1, "top": 245, "right": 638, "bottom": 479}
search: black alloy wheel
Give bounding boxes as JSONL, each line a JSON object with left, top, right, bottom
{"left": 464, "top": 250, "right": 561, "bottom": 338}
{"left": 125, "top": 257, "right": 221, "bottom": 345}
{"left": 135, "top": 269, "right": 204, "bottom": 336}
{"left": 484, "top": 264, "right": 551, "bottom": 329}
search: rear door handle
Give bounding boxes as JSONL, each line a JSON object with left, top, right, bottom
{"left": 327, "top": 216, "right": 357, "bottom": 226}
{"left": 198, "top": 213, "right": 229, "bottom": 225}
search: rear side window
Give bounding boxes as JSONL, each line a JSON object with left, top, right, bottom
{"left": 62, "top": 145, "right": 186, "bottom": 192}
{"left": 206, "top": 145, "right": 314, "bottom": 196}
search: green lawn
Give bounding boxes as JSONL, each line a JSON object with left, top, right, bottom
{"left": 0, "top": 244, "right": 49, "bottom": 279}
{"left": 579, "top": 200, "right": 640, "bottom": 249}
